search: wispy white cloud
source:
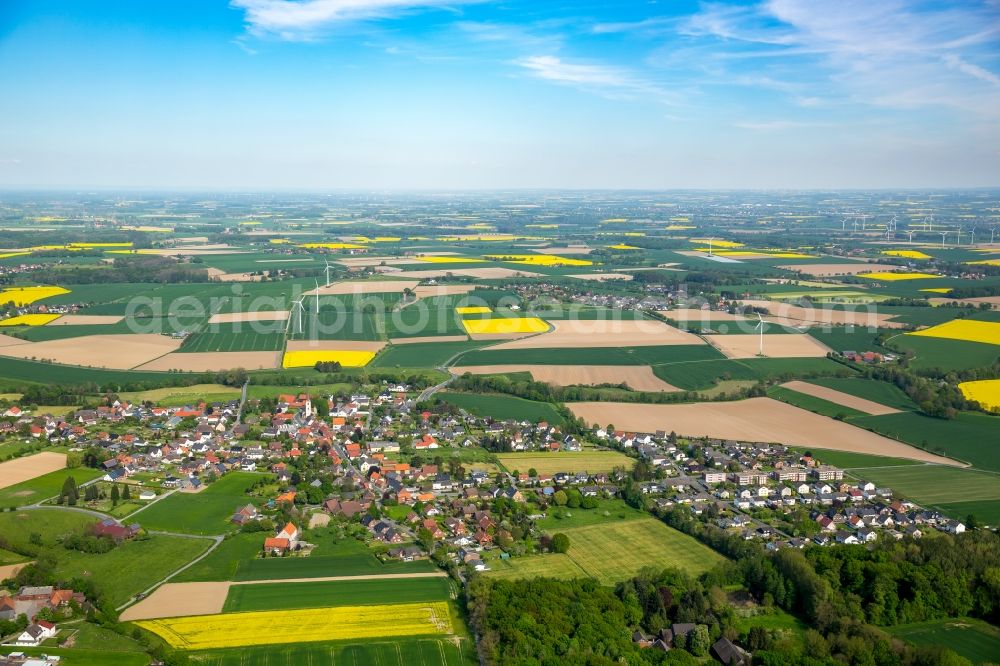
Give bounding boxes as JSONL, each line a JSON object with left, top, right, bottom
{"left": 231, "top": 0, "right": 483, "bottom": 40}
{"left": 734, "top": 119, "right": 832, "bottom": 131}
{"left": 516, "top": 55, "right": 675, "bottom": 103}
{"left": 678, "top": 0, "right": 1000, "bottom": 115}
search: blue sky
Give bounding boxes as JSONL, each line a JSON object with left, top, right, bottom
{"left": 0, "top": 0, "right": 998, "bottom": 189}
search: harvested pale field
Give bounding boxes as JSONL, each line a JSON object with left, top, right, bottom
{"left": 776, "top": 263, "right": 899, "bottom": 276}
{"left": 450, "top": 365, "right": 679, "bottom": 392}
{"left": 569, "top": 399, "right": 961, "bottom": 465}
{"left": 0, "top": 562, "right": 31, "bottom": 581}
{"left": 534, "top": 246, "right": 593, "bottom": 255}
{"left": 137, "top": 351, "right": 281, "bottom": 371}
{"left": 928, "top": 296, "right": 1000, "bottom": 308}
{"left": 661, "top": 309, "right": 755, "bottom": 322}
{"left": 0, "top": 334, "right": 182, "bottom": 369}
{"left": 285, "top": 340, "right": 386, "bottom": 352}
{"left": 412, "top": 284, "right": 476, "bottom": 298}
{"left": 0, "top": 334, "right": 28, "bottom": 347}
{"left": 706, "top": 333, "right": 831, "bottom": 359}
{"left": 120, "top": 572, "right": 448, "bottom": 620}
{"left": 312, "top": 280, "right": 419, "bottom": 295}
{"left": 208, "top": 311, "right": 289, "bottom": 324}
{"left": 488, "top": 319, "right": 704, "bottom": 349}
{"left": 740, "top": 299, "right": 903, "bottom": 328}
{"left": 567, "top": 273, "right": 634, "bottom": 281}
{"left": 393, "top": 267, "right": 544, "bottom": 279}
{"left": 120, "top": 582, "right": 230, "bottom": 621}
{"left": 781, "top": 381, "right": 901, "bottom": 415}
{"left": 145, "top": 248, "right": 248, "bottom": 257}
{"left": 390, "top": 335, "right": 469, "bottom": 345}
{"left": 0, "top": 452, "right": 68, "bottom": 490}
{"left": 48, "top": 315, "right": 124, "bottom": 326}
{"left": 206, "top": 268, "right": 262, "bottom": 282}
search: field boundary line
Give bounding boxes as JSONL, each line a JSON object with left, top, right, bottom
{"left": 230, "top": 571, "right": 449, "bottom": 586}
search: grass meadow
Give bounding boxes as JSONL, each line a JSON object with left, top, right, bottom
{"left": 436, "top": 391, "right": 564, "bottom": 424}
{"left": 0, "top": 466, "right": 104, "bottom": 507}
{"left": 137, "top": 472, "right": 264, "bottom": 535}
{"left": 888, "top": 617, "right": 1000, "bottom": 664}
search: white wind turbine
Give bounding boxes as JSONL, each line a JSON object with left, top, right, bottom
{"left": 314, "top": 279, "right": 321, "bottom": 314}
{"left": 324, "top": 259, "right": 333, "bottom": 286}
{"left": 992, "top": 226, "right": 997, "bottom": 244}
{"left": 290, "top": 298, "right": 306, "bottom": 336}
{"left": 906, "top": 230, "right": 915, "bottom": 243}
{"left": 706, "top": 237, "right": 715, "bottom": 256}
{"left": 755, "top": 312, "right": 772, "bottom": 357}
{"left": 940, "top": 231, "right": 949, "bottom": 248}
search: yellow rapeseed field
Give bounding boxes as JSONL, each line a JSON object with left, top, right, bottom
{"left": 269, "top": 239, "right": 292, "bottom": 244}
{"left": 282, "top": 350, "right": 376, "bottom": 368}
{"left": 968, "top": 259, "right": 1000, "bottom": 266}
{"left": 0, "top": 286, "right": 70, "bottom": 306}
{"left": 484, "top": 254, "right": 593, "bottom": 267}
{"left": 882, "top": 249, "right": 932, "bottom": 259}
{"left": 958, "top": 380, "right": 1000, "bottom": 411}
{"left": 462, "top": 317, "right": 549, "bottom": 335}
{"left": 609, "top": 244, "right": 640, "bottom": 250}
{"left": 299, "top": 243, "right": 368, "bottom": 250}
{"left": 417, "top": 256, "right": 486, "bottom": 263}
{"left": 856, "top": 272, "right": 941, "bottom": 281}
{"left": 908, "top": 320, "right": 1000, "bottom": 346}
{"left": 919, "top": 288, "right": 952, "bottom": 294}
{"left": 69, "top": 242, "right": 134, "bottom": 248}
{"left": 691, "top": 239, "right": 744, "bottom": 248}
{"left": 0, "top": 252, "right": 30, "bottom": 260}
{"left": 665, "top": 224, "right": 695, "bottom": 230}
{"left": 455, "top": 306, "right": 492, "bottom": 314}
{"left": 138, "top": 602, "right": 453, "bottom": 650}
{"left": 0, "top": 313, "right": 62, "bottom": 326}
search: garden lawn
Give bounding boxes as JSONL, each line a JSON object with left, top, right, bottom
{"left": 436, "top": 391, "right": 564, "bottom": 425}
{"left": 888, "top": 617, "right": 1000, "bottom": 665}
{"left": 496, "top": 451, "right": 634, "bottom": 476}
{"left": 136, "top": 472, "right": 264, "bottom": 535}
{"left": 534, "top": 498, "right": 648, "bottom": 531}
{"left": 223, "top": 577, "right": 452, "bottom": 612}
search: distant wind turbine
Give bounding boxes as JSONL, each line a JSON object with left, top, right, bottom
{"left": 290, "top": 298, "right": 305, "bottom": 336}
{"left": 324, "top": 259, "right": 333, "bottom": 286}
{"left": 755, "top": 312, "right": 772, "bottom": 357}
{"left": 314, "top": 279, "right": 321, "bottom": 314}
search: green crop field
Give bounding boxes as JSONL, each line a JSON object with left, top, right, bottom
{"left": 805, "top": 326, "right": 891, "bottom": 354}
{"left": 370, "top": 341, "right": 484, "bottom": 368}
{"left": 806, "top": 377, "right": 917, "bottom": 411}
{"left": 847, "top": 465, "right": 1000, "bottom": 507}
{"left": 654, "top": 357, "right": 852, "bottom": 390}
{"left": 489, "top": 518, "right": 724, "bottom": 585}
{"left": 888, "top": 334, "right": 1000, "bottom": 371}
{"left": 296, "top": 311, "right": 382, "bottom": 341}
{"left": 14, "top": 321, "right": 133, "bottom": 341}
{"left": 790, "top": 448, "right": 920, "bottom": 470}
{"left": 384, "top": 307, "right": 468, "bottom": 338}
{"left": 137, "top": 472, "right": 264, "bottom": 535}
{"left": 223, "top": 576, "right": 452, "bottom": 612}
{"left": 888, "top": 617, "right": 1000, "bottom": 664}
{"left": 0, "top": 466, "right": 104, "bottom": 507}
{"left": 181, "top": 325, "right": 286, "bottom": 352}
{"left": 0, "top": 356, "right": 175, "bottom": 388}
{"left": 495, "top": 450, "right": 634, "bottom": 476}
{"left": 767, "top": 386, "right": 868, "bottom": 419}
{"left": 436, "top": 391, "right": 564, "bottom": 424}
{"left": 173, "top": 532, "right": 264, "bottom": 582}
{"left": 848, "top": 411, "right": 1000, "bottom": 471}
{"left": 452, "top": 344, "right": 723, "bottom": 367}
{"left": 189, "top": 637, "right": 473, "bottom": 666}
{"left": 935, "top": 499, "right": 1000, "bottom": 527}
{"left": 234, "top": 551, "right": 437, "bottom": 581}
{"left": 10, "top": 647, "right": 149, "bottom": 666}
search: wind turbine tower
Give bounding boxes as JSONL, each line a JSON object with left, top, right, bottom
{"left": 755, "top": 313, "right": 773, "bottom": 357}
